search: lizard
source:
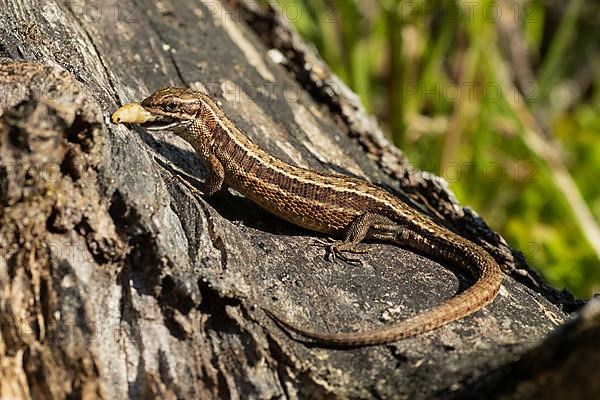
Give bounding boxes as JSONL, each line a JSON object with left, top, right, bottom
{"left": 111, "top": 87, "right": 503, "bottom": 347}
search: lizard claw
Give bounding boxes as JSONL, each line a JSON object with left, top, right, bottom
{"left": 168, "top": 173, "right": 205, "bottom": 199}
{"left": 313, "top": 238, "right": 368, "bottom": 265}
{"left": 312, "top": 237, "right": 336, "bottom": 247}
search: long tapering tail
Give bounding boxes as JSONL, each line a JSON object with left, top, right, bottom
{"left": 265, "top": 231, "right": 502, "bottom": 347}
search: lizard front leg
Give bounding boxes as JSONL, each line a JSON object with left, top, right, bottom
{"left": 199, "top": 153, "right": 225, "bottom": 196}
{"left": 168, "top": 153, "right": 225, "bottom": 199}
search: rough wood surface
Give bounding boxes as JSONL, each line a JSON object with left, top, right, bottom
{"left": 0, "top": 1, "right": 592, "bottom": 399}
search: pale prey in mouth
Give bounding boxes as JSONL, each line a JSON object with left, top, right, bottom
{"left": 111, "top": 102, "right": 187, "bottom": 131}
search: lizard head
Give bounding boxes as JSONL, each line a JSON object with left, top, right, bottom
{"left": 111, "top": 87, "right": 203, "bottom": 134}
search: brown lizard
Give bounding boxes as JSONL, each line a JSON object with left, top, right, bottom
{"left": 111, "top": 87, "right": 503, "bottom": 347}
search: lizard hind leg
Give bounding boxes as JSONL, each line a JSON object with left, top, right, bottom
{"left": 316, "top": 213, "right": 400, "bottom": 264}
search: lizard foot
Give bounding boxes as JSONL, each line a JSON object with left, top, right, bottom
{"left": 313, "top": 238, "right": 368, "bottom": 265}
{"left": 165, "top": 172, "right": 205, "bottom": 199}
{"left": 157, "top": 157, "right": 206, "bottom": 199}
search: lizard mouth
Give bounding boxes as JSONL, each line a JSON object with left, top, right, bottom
{"left": 140, "top": 118, "right": 180, "bottom": 131}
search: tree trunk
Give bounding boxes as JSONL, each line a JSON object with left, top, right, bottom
{"left": 0, "top": 1, "right": 594, "bottom": 399}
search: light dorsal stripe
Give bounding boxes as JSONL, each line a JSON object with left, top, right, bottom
{"left": 202, "top": 97, "right": 415, "bottom": 220}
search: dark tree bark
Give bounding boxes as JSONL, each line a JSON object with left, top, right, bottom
{"left": 0, "top": 1, "right": 594, "bottom": 399}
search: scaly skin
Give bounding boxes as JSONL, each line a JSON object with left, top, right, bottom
{"left": 112, "top": 87, "right": 503, "bottom": 347}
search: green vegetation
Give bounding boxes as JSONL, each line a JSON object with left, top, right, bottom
{"left": 274, "top": 0, "right": 600, "bottom": 297}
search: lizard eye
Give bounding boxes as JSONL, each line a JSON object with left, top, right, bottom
{"left": 165, "top": 102, "right": 177, "bottom": 112}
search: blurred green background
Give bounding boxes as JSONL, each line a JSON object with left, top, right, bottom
{"left": 273, "top": 0, "right": 600, "bottom": 297}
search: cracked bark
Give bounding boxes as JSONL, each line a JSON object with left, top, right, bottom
{"left": 0, "top": 1, "right": 595, "bottom": 399}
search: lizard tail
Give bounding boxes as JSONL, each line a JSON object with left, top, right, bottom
{"left": 266, "top": 231, "right": 502, "bottom": 347}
